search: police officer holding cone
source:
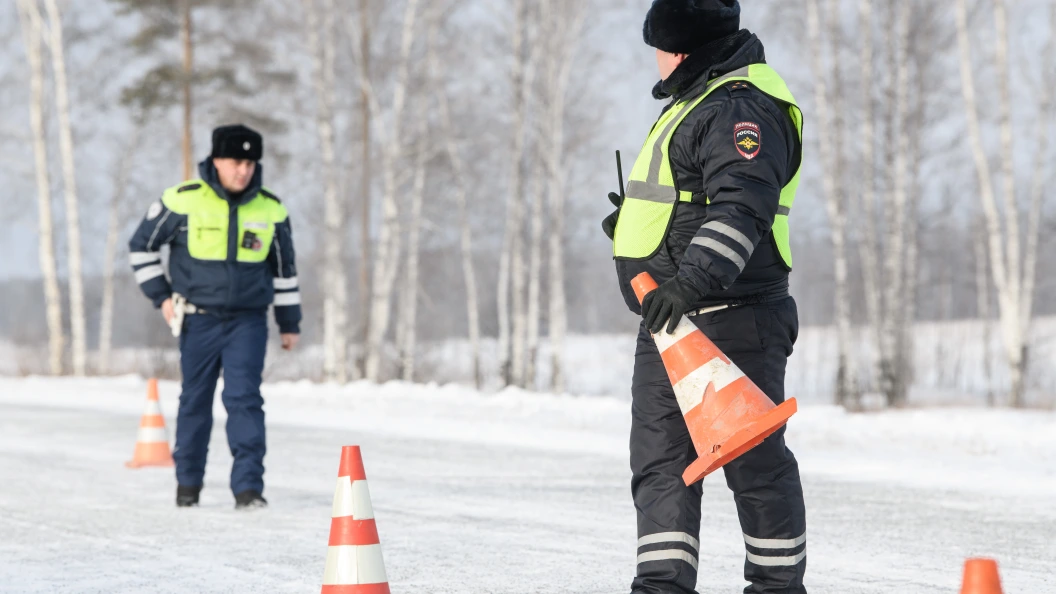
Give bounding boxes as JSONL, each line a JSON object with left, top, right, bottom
{"left": 129, "top": 124, "right": 302, "bottom": 509}
{"left": 605, "top": 1, "right": 808, "bottom": 592}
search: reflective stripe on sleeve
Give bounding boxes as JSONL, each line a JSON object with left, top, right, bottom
{"left": 134, "top": 265, "right": 165, "bottom": 284}
{"left": 129, "top": 252, "right": 161, "bottom": 266}
{"left": 274, "top": 292, "right": 301, "bottom": 306}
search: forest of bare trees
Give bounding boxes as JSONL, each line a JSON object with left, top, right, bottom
{"left": 2, "top": 0, "right": 1055, "bottom": 409}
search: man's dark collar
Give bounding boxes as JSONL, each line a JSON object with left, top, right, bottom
{"left": 652, "top": 30, "right": 764, "bottom": 101}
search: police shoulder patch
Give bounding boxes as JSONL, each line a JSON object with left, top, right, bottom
{"left": 146, "top": 201, "right": 163, "bottom": 220}
{"left": 734, "top": 121, "right": 762, "bottom": 160}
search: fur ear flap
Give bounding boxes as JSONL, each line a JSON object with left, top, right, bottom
{"left": 643, "top": 0, "right": 741, "bottom": 55}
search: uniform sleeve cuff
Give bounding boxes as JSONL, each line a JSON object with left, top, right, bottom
{"left": 278, "top": 322, "right": 300, "bottom": 334}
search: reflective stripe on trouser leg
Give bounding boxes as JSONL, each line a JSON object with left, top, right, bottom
{"left": 694, "top": 300, "right": 808, "bottom": 593}
{"left": 630, "top": 322, "right": 703, "bottom": 594}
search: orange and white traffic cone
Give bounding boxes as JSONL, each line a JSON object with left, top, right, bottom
{"left": 125, "top": 378, "right": 174, "bottom": 468}
{"left": 632, "top": 272, "right": 798, "bottom": 485}
{"left": 321, "top": 446, "right": 390, "bottom": 594}
{"left": 961, "top": 558, "right": 1004, "bottom": 594}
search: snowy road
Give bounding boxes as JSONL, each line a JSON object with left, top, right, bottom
{"left": 1, "top": 378, "right": 1054, "bottom": 593}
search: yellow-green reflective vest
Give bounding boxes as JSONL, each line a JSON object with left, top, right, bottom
{"left": 612, "top": 63, "right": 803, "bottom": 269}
{"left": 160, "top": 181, "right": 288, "bottom": 263}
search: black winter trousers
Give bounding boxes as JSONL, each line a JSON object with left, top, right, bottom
{"left": 630, "top": 297, "right": 807, "bottom": 594}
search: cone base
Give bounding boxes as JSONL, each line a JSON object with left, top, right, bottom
{"left": 682, "top": 398, "right": 798, "bottom": 485}
{"left": 125, "top": 459, "right": 174, "bottom": 468}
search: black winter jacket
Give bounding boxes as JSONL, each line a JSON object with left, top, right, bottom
{"left": 616, "top": 31, "right": 802, "bottom": 315}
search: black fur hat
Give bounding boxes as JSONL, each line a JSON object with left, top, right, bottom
{"left": 643, "top": 0, "right": 741, "bottom": 54}
{"left": 211, "top": 124, "right": 263, "bottom": 161}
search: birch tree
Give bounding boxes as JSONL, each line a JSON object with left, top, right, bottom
{"left": 806, "top": 0, "right": 854, "bottom": 406}
{"left": 496, "top": 0, "right": 527, "bottom": 387}
{"left": 856, "top": 0, "right": 882, "bottom": 406}
{"left": 356, "top": 0, "right": 373, "bottom": 379}
{"left": 16, "top": 0, "right": 64, "bottom": 376}
{"left": 42, "top": 0, "right": 87, "bottom": 376}
{"left": 364, "top": 0, "right": 421, "bottom": 382}
{"left": 395, "top": 112, "right": 427, "bottom": 383}
{"left": 304, "top": 0, "right": 348, "bottom": 383}
{"left": 537, "top": 0, "right": 584, "bottom": 393}
{"left": 430, "top": 12, "right": 482, "bottom": 389}
{"left": 954, "top": 0, "right": 1051, "bottom": 407}
{"left": 877, "top": 0, "right": 911, "bottom": 407}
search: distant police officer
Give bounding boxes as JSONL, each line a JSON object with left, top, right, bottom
{"left": 604, "top": 2, "right": 807, "bottom": 592}
{"left": 129, "top": 124, "right": 302, "bottom": 510}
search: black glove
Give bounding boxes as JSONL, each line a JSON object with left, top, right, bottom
{"left": 641, "top": 277, "right": 702, "bottom": 334}
{"left": 601, "top": 192, "right": 622, "bottom": 240}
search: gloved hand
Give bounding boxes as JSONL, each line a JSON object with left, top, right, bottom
{"left": 641, "top": 277, "right": 703, "bottom": 334}
{"left": 601, "top": 192, "right": 622, "bottom": 240}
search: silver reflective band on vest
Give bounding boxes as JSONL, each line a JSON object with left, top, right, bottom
{"left": 637, "top": 531, "right": 700, "bottom": 551}
{"left": 637, "top": 549, "right": 699, "bottom": 570}
{"left": 625, "top": 180, "right": 676, "bottom": 204}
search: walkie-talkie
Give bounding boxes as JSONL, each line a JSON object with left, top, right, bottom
{"left": 616, "top": 150, "right": 625, "bottom": 203}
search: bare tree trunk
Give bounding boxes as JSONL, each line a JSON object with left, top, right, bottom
{"left": 365, "top": 0, "right": 420, "bottom": 382}
{"left": 100, "top": 123, "right": 141, "bottom": 375}
{"left": 880, "top": 0, "right": 911, "bottom": 407}
{"left": 991, "top": 0, "right": 1027, "bottom": 407}
{"left": 16, "top": 0, "right": 63, "bottom": 376}
{"left": 806, "top": 0, "right": 853, "bottom": 407}
{"left": 539, "top": 0, "right": 583, "bottom": 394}
{"left": 856, "top": 0, "right": 881, "bottom": 405}
{"left": 430, "top": 30, "right": 483, "bottom": 389}
{"left": 43, "top": 0, "right": 86, "bottom": 377}
{"left": 497, "top": 0, "right": 527, "bottom": 387}
{"left": 1017, "top": 4, "right": 1055, "bottom": 406}
{"left": 974, "top": 217, "right": 993, "bottom": 406}
{"left": 955, "top": 0, "right": 1026, "bottom": 407}
{"left": 305, "top": 0, "right": 348, "bottom": 383}
{"left": 397, "top": 114, "right": 427, "bottom": 383}
{"left": 181, "top": 0, "right": 193, "bottom": 181}
{"left": 525, "top": 170, "right": 544, "bottom": 390}
{"left": 357, "top": 0, "right": 373, "bottom": 380}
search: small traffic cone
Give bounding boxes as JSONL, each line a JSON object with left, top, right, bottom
{"left": 961, "top": 558, "right": 1004, "bottom": 594}
{"left": 632, "top": 272, "right": 798, "bottom": 485}
{"left": 125, "top": 378, "right": 174, "bottom": 468}
{"left": 321, "top": 446, "right": 390, "bottom": 594}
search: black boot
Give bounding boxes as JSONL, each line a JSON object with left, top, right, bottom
{"left": 234, "top": 490, "right": 268, "bottom": 510}
{"left": 176, "top": 485, "right": 201, "bottom": 507}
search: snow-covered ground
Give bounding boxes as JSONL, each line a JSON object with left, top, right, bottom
{"left": 1, "top": 376, "right": 1055, "bottom": 593}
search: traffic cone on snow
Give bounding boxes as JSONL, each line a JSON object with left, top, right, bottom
{"left": 632, "top": 272, "right": 798, "bottom": 485}
{"left": 321, "top": 446, "right": 390, "bottom": 594}
{"left": 125, "top": 378, "right": 174, "bottom": 468}
{"left": 960, "top": 558, "right": 1004, "bottom": 594}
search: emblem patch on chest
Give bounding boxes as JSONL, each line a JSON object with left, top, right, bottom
{"left": 734, "top": 122, "right": 762, "bottom": 160}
